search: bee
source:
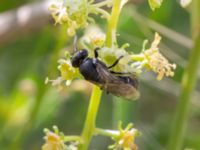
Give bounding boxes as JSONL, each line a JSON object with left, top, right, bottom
{"left": 71, "top": 48, "right": 140, "bottom": 100}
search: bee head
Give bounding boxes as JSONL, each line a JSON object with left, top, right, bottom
{"left": 71, "top": 49, "right": 88, "bottom": 67}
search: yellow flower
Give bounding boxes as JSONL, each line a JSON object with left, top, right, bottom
{"left": 42, "top": 130, "right": 66, "bottom": 150}
{"left": 48, "top": 0, "right": 90, "bottom": 36}
{"left": 45, "top": 55, "right": 80, "bottom": 89}
{"left": 109, "top": 122, "right": 140, "bottom": 150}
{"left": 58, "top": 59, "right": 78, "bottom": 83}
{"left": 48, "top": 2, "right": 69, "bottom": 25}
{"left": 82, "top": 25, "right": 106, "bottom": 48}
{"left": 143, "top": 33, "right": 176, "bottom": 80}
{"left": 117, "top": 128, "right": 138, "bottom": 150}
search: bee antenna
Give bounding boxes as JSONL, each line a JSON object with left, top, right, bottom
{"left": 73, "top": 34, "right": 78, "bottom": 52}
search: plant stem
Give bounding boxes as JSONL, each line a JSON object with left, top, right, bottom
{"left": 94, "top": 128, "right": 119, "bottom": 137}
{"left": 105, "top": 0, "right": 121, "bottom": 47}
{"left": 167, "top": 1, "right": 200, "bottom": 150}
{"left": 79, "top": 86, "right": 102, "bottom": 150}
{"left": 64, "top": 136, "right": 81, "bottom": 142}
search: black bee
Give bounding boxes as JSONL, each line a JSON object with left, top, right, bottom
{"left": 71, "top": 48, "right": 140, "bottom": 100}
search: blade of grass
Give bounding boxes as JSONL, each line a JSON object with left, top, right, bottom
{"left": 167, "top": 0, "right": 200, "bottom": 150}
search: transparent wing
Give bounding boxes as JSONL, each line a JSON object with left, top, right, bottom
{"left": 94, "top": 62, "right": 139, "bottom": 100}
{"left": 95, "top": 61, "right": 124, "bottom": 84}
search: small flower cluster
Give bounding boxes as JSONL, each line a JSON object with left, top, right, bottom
{"left": 42, "top": 126, "right": 67, "bottom": 150}
{"left": 109, "top": 122, "right": 140, "bottom": 150}
{"left": 45, "top": 51, "right": 80, "bottom": 89}
{"left": 48, "top": 0, "right": 90, "bottom": 36}
{"left": 48, "top": 0, "right": 112, "bottom": 36}
{"left": 131, "top": 33, "right": 176, "bottom": 80}
{"left": 81, "top": 25, "right": 106, "bottom": 49}
{"left": 42, "top": 126, "right": 78, "bottom": 150}
{"left": 57, "top": 57, "right": 79, "bottom": 86}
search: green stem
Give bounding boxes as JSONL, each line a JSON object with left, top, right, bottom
{"left": 78, "top": 86, "right": 102, "bottom": 150}
{"left": 131, "top": 54, "right": 145, "bottom": 61}
{"left": 167, "top": 1, "right": 200, "bottom": 150}
{"left": 105, "top": 0, "right": 121, "bottom": 47}
{"left": 64, "top": 136, "right": 81, "bottom": 142}
{"left": 94, "top": 128, "right": 119, "bottom": 138}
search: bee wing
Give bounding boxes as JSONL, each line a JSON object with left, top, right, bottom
{"left": 105, "top": 82, "right": 140, "bottom": 100}
{"left": 95, "top": 61, "right": 123, "bottom": 84}
{"left": 94, "top": 62, "right": 140, "bottom": 100}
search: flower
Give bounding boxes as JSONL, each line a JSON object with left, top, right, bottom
{"left": 109, "top": 122, "right": 140, "bottom": 150}
{"left": 42, "top": 126, "right": 80, "bottom": 150}
{"left": 48, "top": 0, "right": 90, "bottom": 36}
{"left": 143, "top": 33, "right": 176, "bottom": 80}
{"left": 81, "top": 25, "right": 106, "bottom": 48}
{"left": 45, "top": 52, "right": 80, "bottom": 89}
{"left": 131, "top": 33, "right": 176, "bottom": 80}
{"left": 48, "top": 1, "right": 68, "bottom": 25}
{"left": 57, "top": 58, "right": 79, "bottom": 85}
{"left": 48, "top": 0, "right": 113, "bottom": 36}
{"left": 42, "top": 126, "right": 66, "bottom": 150}
{"left": 98, "top": 46, "right": 132, "bottom": 73}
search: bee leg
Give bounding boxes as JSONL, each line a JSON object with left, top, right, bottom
{"left": 94, "top": 47, "right": 100, "bottom": 58}
{"left": 108, "top": 56, "right": 124, "bottom": 69}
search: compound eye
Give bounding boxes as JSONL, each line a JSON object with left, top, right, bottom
{"left": 71, "top": 49, "right": 88, "bottom": 67}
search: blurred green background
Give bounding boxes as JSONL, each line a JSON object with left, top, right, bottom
{"left": 0, "top": 0, "right": 199, "bottom": 150}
